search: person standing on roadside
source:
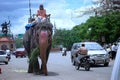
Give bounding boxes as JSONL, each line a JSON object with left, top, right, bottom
{"left": 111, "top": 43, "right": 117, "bottom": 60}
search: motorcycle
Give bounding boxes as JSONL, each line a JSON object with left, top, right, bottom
{"left": 74, "top": 55, "right": 91, "bottom": 71}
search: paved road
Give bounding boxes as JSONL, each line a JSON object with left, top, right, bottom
{"left": 0, "top": 51, "right": 114, "bottom": 80}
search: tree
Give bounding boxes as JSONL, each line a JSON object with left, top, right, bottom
{"left": 15, "top": 38, "right": 23, "bottom": 48}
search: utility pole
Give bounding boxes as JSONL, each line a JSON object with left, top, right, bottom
{"left": 28, "top": 0, "right": 32, "bottom": 23}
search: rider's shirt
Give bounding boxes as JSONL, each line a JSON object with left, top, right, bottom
{"left": 37, "top": 9, "right": 46, "bottom": 18}
{"left": 79, "top": 47, "right": 88, "bottom": 55}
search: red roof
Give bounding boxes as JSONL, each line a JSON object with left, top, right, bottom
{"left": 0, "top": 37, "right": 14, "bottom": 42}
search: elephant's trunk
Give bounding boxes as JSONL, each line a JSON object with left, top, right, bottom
{"left": 39, "top": 30, "right": 48, "bottom": 75}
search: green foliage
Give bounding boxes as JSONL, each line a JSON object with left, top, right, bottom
{"left": 29, "top": 47, "right": 39, "bottom": 63}
{"left": 15, "top": 38, "right": 23, "bottom": 48}
{"left": 52, "top": 11, "right": 120, "bottom": 49}
{"left": 52, "top": 29, "right": 76, "bottom": 50}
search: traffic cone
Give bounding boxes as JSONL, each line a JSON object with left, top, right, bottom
{"left": 0, "top": 67, "right": 1, "bottom": 74}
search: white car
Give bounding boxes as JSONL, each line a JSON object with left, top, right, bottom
{"left": 71, "top": 42, "right": 110, "bottom": 66}
{"left": 0, "top": 50, "right": 9, "bottom": 64}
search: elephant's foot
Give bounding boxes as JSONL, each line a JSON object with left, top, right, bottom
{"left": 39, "top": 69, "right": 48, "bottom": 76}
{"left": 40, "top": 65, "right": 48, "bottom": 75}
{"left": 28, "top": 68, "right": 33, "bottom": 73}
{"left": 28, "top": 64, "right": 33, "bottom": 73}
{"left": 44, "top": 73, "right": 48, "bottom": 76}
{"left": 42, "top": 69, "right": 48, "bottom": 76}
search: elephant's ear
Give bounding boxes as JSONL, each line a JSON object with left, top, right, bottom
{"left": 48, "top": 23, "right": 53, "bottom": 35}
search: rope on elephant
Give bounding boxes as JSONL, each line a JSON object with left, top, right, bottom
{"left": 29, "top": 47, "right": 40, "bottom": 64}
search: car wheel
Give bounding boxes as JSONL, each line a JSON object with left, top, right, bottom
{"left": 84, "top": 63, "right": 90, "bottom": 71}
{"left": 104, "top": 62, "right": 109, "bottom": 67}
{"left": 5, "top": 62, "right": 8, "bottom": 64}
{"left": 16, "top": 56, "right": 18, "bottom": 58}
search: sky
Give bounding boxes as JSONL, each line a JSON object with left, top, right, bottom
{"left": 0, "top": 0, "right": 100, "bottom": 34}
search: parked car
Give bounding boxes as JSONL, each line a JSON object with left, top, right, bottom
{"left": 0, "top": 50, "right": 9, "bottom": 64}
{"left": 71, "top": 42, "right": 110, "bottom": 66}
{"left": 15, "top": 48, "right": 26, "bottom": 58}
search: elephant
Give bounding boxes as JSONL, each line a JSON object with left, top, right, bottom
{"left": 23, "top": 21, "right": 53, "bottom": 75}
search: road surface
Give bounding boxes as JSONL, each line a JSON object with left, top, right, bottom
{"left": 0, "top": 51, "right": 114, "bottom": 80}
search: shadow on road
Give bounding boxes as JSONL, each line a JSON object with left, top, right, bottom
{"left": 78, "top": 69, "right": 94, "bottom": 72}
{"left": 90, "top": 64, "right": 112, "bottom": 68}
{"left": 47, "top": 71, "right": 59, "bottom": 76}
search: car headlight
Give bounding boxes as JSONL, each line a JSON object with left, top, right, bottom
{"left": 104, "top": 53, "right": 109, "bottom": 58}
{"left": 90, "top": 55, "right": 97, "bottom": 59}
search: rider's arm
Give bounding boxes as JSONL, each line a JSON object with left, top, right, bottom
{"left": 73, "top": 49, "right": 80, "bottom": 57}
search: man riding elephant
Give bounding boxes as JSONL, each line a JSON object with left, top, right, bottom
{"left": 23, "top": 4, "right": 53, "bottom": 75}
{"left": 36, "top": 4, "right": 50, "bottom": 23}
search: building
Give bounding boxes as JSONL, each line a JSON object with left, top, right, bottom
{"left": 0, "top": 37, "right": 15, "bottom": 51}
{"left": 112, "top": 0, "right": 120, "bottom": 10}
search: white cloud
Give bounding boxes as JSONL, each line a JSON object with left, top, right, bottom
{"left": 43, "top": 1, "right": 75, "bottom": 29}
{"left": 11, "top": 15, "right": 28, "bottom": 34}
{"left": 0, "top": 0, "right": 96, "bottom": 34}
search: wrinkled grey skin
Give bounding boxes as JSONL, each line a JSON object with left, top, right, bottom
{"left": 23, "top": 22, "right": 53, "bottom": 75}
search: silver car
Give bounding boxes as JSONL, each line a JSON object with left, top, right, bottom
{"left": 0, "top": 50, "right": 9, "bottom": 64}
{"left": 71, "top": 42, "right": 110, "bottom": 66}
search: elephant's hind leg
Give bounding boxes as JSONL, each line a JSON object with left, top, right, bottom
{"left": 28, "top": 61, "right": 34, "bottom": 73}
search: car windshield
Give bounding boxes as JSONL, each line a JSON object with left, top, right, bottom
{"left": 0, "top": 51, "right": 6, "bottom": 55}
{"left": 78, "top": 43, "right": 104, "bottom": 50}
{"left": 86, "top": 44, "right": 103, "bottom": 50}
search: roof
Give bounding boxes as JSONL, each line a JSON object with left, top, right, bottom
{"left": 0, "top": 37, "right": 14, "bottom": 42}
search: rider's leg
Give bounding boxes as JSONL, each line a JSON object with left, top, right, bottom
{"left": 76, "top": 54, "right": 81, "bottom": 63}
{"left": 41, "top": 17, "right": 47, "bottom": 22}
{"left": 37, "top": 16, "right": 42, "bottom": 23}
